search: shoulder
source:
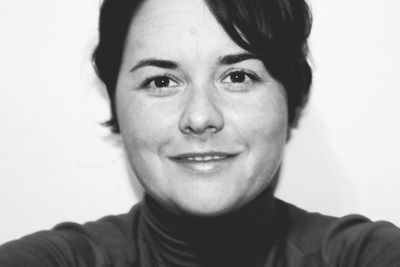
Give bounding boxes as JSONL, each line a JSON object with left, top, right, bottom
{"left": 0, "top": 203, "right": 143, "bottom": 267}
{"left": 55, "top": 202, "right": 143, "bottom": 266}
{"left": 275, "top": 198, "right": 400, "bottom": 266}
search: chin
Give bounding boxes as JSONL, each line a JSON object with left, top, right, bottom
{"left": 178, "top": 203, "right": 235, "bottom": 217}
{"left": 172, "top": 187, "right": 245, "bottom": 217}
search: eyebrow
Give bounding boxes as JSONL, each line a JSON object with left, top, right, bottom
{"left": 129, "top": 52, "right": 260, "bottom": 72}
{"left": 218, "top": 53, "right": 261, "bottom": 65}
{"left": 130, "top": 59, "right": 179, "bottom": 72}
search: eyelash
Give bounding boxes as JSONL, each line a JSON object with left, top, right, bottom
{"left": 139, "top": 69, "right": 260, "bottom": 92}
{"left": 222, "top": 69, "right": 260, "bottom": 84}
{"left": 141, "top": 74, "right": 179, "bottom": 89}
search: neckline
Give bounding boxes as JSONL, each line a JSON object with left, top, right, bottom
{"left": 140, "top": 189, "right": 276, "bottom": 267}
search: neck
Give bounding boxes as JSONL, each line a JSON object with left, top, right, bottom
{"left": 140, "top": 189, "right": 276, "bottom": 267}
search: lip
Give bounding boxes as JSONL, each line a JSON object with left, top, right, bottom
{"left": 169, "top": 151, "right": 239, "bottom": 174}
{"left": 171, "top": 151, "right": 236, "bottom": 160}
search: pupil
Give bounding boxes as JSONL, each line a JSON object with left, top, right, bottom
{"left": 155, "top": 77, "right": 169, "bottom": 87}
{"left": 231, "top": 72, "right": 245, "bottom": 83}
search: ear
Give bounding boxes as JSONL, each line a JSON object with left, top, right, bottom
{"left": 286, "top": 117, "right": 296, "bottom": 142}
{"left": 102, "top": 131, "right": 124, "bottom": 147}
{"left": 269, "top": 165, "right": 282, "bottom": 193}
{"left": 286, "top": 126, "right": 292, "bottom": 142}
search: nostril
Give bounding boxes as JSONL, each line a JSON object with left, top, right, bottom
{"left": 178, "top": 87, "right": 225, "bottom": 135}
{"left": 178, "top": 104, "right": 224, "bottom": 136}
{"left": 182, "top": 124, "right": 220, "bottom": 135}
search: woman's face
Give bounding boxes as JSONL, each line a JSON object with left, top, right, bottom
{"left": 116, "top": 0, "right": 288, "bottom": 216}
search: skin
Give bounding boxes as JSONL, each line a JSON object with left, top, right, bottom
{"left": 115, "top": 0, "right": 288, "bottom": 216}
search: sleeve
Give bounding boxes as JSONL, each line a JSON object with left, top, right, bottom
{"left": 0, "top": 224, "right": 110, "bottom": 267}
{"left": 322, "top": 215, "right": 400, "bottom": 267}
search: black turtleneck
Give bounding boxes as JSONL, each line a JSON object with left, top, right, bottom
{"left": 140, "top": 189, "right": 276, "bottom": 267}
{"left": 2, "top": 191, "right": 400, "bottom": 267}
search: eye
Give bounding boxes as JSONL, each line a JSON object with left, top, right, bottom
{"left": 227, "top": 72, "right": 246, "bottom": 83}
{"left": 221, "top": 70, "right": 258, "bottom": 84}
{"left": 221, "top": 70, "right": 260, "bottom": 91}
{"left": 143, "top": 75, "right": 179, "bottom": 89}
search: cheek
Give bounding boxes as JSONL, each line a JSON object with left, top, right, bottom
{"left": 235, "top": 88, "right": 288, "bottom": 172}
{"left": 119, "top": 106, "right": 149, "bottom": 147}
{"left": 246, "top": 115, "right": 287, "bottom": 167}
{"left": 116, "top": 97, "right": 168, "bottom": 184}
{"left": 237, "top": 89, "right": 288, "bottom": 145}
{"left": 117, "top": 95, "right": 168, "bottom": 149}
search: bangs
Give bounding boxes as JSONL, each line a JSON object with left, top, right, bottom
{"left": 204, "top": 0, "right": 312, "bottom": 71}
{"left": 205, "top": 0, "right": 313, "bottom": 129}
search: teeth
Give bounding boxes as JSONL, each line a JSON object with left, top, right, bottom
{"left": 183, "top": 155, "right": 227, "bottom": 161}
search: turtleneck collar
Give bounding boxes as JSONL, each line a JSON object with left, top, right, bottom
{"left": 140, "top": 189, "right": 276, "bottom": 267}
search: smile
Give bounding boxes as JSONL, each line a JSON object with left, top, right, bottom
{"left": 172, "top": 152, "right": 235, "bottom": 161}
{"left": 170, "top": 152, "right": 237, "bottom": 174}
{"left": 179, "top": 155, "right": 228, "bottom": 162}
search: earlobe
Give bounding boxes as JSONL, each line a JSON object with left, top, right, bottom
{"left": 103, "top": 131, "right": 124, "bottom": 147}
{"left": 286, "top": 126, "right": 292, "bottom": 143}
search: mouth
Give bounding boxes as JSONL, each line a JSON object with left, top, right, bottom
{"left": 171, "top": 152, "right": 236, "bottom": 162}
{"left": 169, "top": 152, "right": 238, "bottom": 174}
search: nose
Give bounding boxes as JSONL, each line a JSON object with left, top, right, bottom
{"left": 179, "top": 85, "right": 224, "bottom": 137}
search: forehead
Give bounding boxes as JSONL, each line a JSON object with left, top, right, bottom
{"left": 134, "top": 0, "right": 211, "bottom": 23}
{"left": 123, "top": 0, "right": 244, "bottom": 62}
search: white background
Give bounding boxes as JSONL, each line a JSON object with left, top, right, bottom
{"left": 1, "top": 0, "right": 399, "bottom": 243}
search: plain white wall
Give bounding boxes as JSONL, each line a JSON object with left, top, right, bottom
{"left": 1, "top": 0, "right": 399, "bottom": 243}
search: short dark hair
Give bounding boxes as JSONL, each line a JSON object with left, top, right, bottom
{"left": 92, "top": 0, "right": 313, "bottom": 133}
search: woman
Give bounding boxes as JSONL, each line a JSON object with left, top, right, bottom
{"left": 1, "top": 0, "right": 400, "bottom": 266}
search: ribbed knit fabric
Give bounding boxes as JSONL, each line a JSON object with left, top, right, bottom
{"left": 2, "top": 193, "right": 400, "bottom": 267}
{"left": 140, "top": 189, "right": 276, "bottom": 267}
